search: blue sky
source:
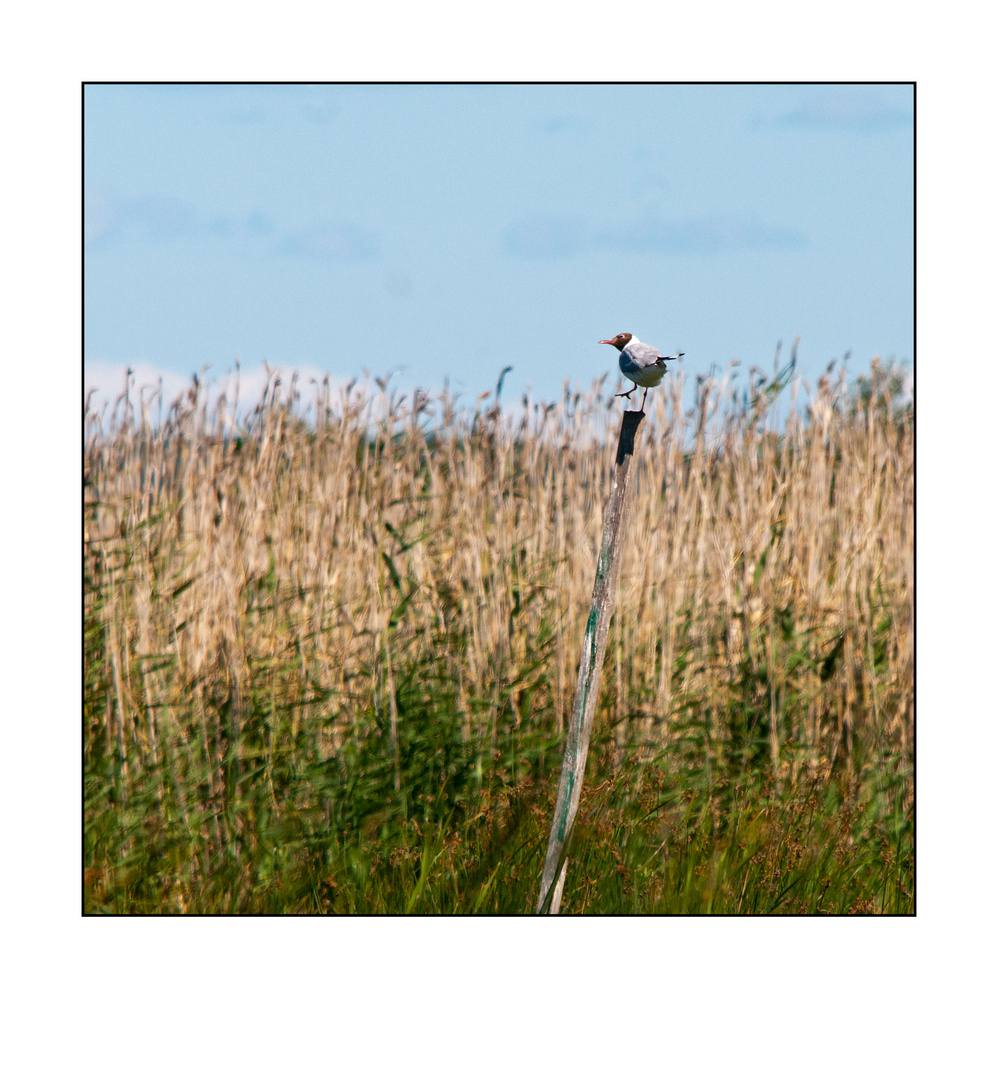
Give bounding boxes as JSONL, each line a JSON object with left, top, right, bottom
{"left": 84, "top": 83, "right": 913, "bottom": 410}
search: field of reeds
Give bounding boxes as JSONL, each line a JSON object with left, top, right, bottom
{"left": 84, "top": 356, "right": 913, "bottom": 913}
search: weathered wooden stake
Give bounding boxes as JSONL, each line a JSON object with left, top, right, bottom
{"left": 536, "top": 409, "right": 645, "bottom": 914}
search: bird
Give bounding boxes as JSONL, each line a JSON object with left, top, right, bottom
{"left": 599, "top": 333, "right": 683, "bottom": 412}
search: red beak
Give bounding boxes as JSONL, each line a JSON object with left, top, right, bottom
{"left": 598, "top": 339, "right": 614, "bottom": 345}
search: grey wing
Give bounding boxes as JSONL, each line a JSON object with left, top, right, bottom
{"left": 649, "top": 348, "right": 684, "bottom": 364}
{"left": 630, "top": 342, "right": 668, "bottom": 369}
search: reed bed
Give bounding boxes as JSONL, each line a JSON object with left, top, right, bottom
{"left": 84, "top": 359, "right": 913, "bottom": 913}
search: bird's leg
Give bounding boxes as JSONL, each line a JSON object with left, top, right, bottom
{"left": 614, "top": 386, "right": 636, "bottom": 401}
{"left": 639, "top": 388, "right": 649, "bottom": 412}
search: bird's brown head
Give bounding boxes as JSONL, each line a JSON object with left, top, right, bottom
{"left": 598, "top": 333, "right": 632, "bottom": 351}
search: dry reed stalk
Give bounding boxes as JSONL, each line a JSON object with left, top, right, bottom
{"left": 85, "top": 361, "right": 912, "bottom": 854}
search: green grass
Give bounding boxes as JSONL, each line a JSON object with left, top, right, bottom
{"left": 84, "top": 557, "right": 911, "bottom": 914}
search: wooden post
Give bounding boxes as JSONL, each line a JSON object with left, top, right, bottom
{"left": 536, "top": 409, "right": 645, "bottom": 914}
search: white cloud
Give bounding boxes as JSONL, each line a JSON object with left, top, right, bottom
{"left": 504, "top": 210, "right": 805, "bottom": 259}
{"left": 83, "top": 189, "right": 276, "bottom": 249}
{"left": 84, "top": 359, "right": 192, "bottom": 417}
{"left": 80, "top": 358, "right": 582, "bottom": 440}
{"left": 83, "top": 359, "right": 361, "bottom": 430}
{"left": 276, "top": 222, "right": 380, "bottom": 261}
{"left": 774, "top": 90, "right": 913, "bottom": 132}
